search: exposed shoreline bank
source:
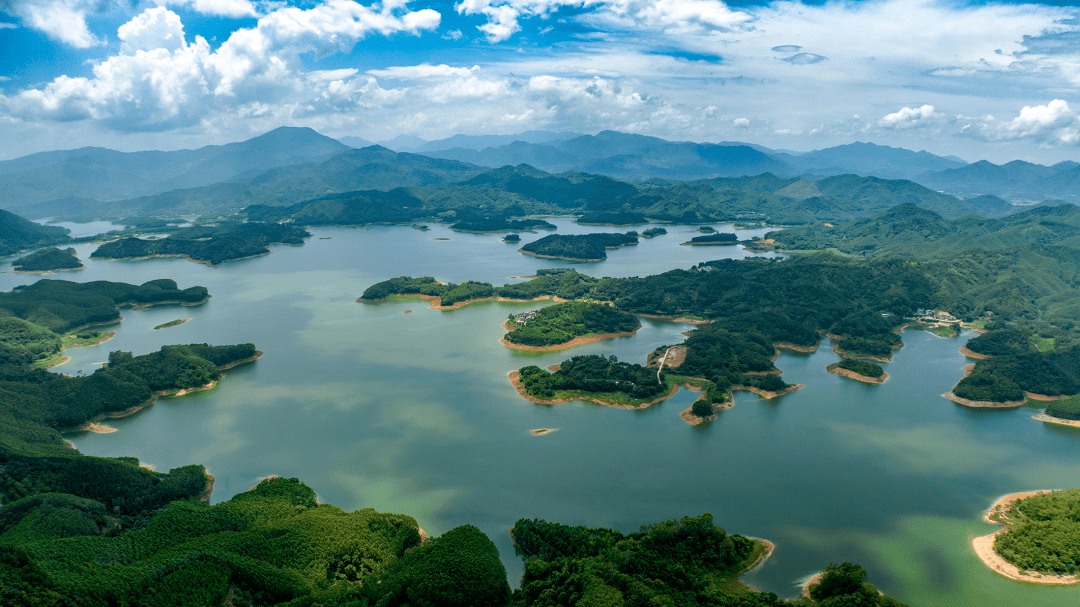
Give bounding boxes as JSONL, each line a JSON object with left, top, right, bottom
{"left": 972, "top": 491, "right": 1080, "bottom": 585}
{"left": 499, "top": 320, "right": 641, "bottom": 352}
{"left": 827, "top": 363, "right": 887, "bottom": 384}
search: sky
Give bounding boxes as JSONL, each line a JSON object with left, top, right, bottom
{"left": 0, "top": 0, "right": 1078, "bottom": 164}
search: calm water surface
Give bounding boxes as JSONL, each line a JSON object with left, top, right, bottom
{"left": 9, "top": 219, "right": 1079, "bottom": 606}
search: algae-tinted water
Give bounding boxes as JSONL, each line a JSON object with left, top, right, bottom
{"left": 12, "top": 219, "right": 1078, "bottom": 606}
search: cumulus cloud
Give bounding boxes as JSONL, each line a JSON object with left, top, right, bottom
{"left": 972, "top": 100, "right": 1080, "bottom": 145}
{"left": 0, "top": 0, "right": 109, "bottom": 47}
{"left": 0, "top": 2, "right": 440, "bottom": 131}
{"left": 770, "top": 45, "right": 800, "bottom": 53}
{"left": 154, "top": 0, "right": 258, "bottom": 19}
{"left": 733, "top": 117, "right": 748, "bottom": 127}
{"left": 0, "top": 21, "right": 16, "bottom": 29}
{"left": 456, "top": 0, "right": 752, "bottom": 43}
{"left": 782, "top": 53, "right": 826, "bottom": 65}
{"left": 878, "top": 105, "right": 941, "bottom": 129}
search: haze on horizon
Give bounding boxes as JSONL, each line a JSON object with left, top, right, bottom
{"left": 1, "top": 0, "right": 1078, "bottom": 165}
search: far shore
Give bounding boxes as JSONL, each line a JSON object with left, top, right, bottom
{"left": 960, "top": 346, "right": 990, "bottom": 359}
{"left": 12, "top": 265, "right": 87, "bottom": 275}
{"left": 500, "top": 320, "right": 641, "bottom": 352}
{"left": 942, "top": 391, "right": 1026, "bottom": 408}
{"left": 973, "top": 490, "right": 1080, "bottom": 585}
{"left": 517, "top": 249, "right": 603, "bottom": 262}
{"left": 359, "top": 293, "right": 569, "bottom": 311}
{"left": 636, "top": 313, "right": 712, "bottom": 324}
{"left": 827, "top": 363, "right": 887, "bottom": 384}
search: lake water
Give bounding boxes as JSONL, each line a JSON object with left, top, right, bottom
{"left": 7, "top": 219, "right": 1080, "bottom": 606}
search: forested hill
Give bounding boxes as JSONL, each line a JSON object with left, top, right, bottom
{"left": 768, "top": 203, "right": 1080, "bottom": 258}
{"left": 91, "top": 222, "right": 310, "bottom": 266}
{"left": 0, "top": 209, "right": 71, "bottom": 257}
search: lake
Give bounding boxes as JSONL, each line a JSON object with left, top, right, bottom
{"left": 9, "top": 218, "right": 1079, "bottom": 606}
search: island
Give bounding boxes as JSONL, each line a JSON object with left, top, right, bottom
{"left": 450, "top": 216, "right": 557, "bottom": 233}
{"left": 153, "top": 318, "right": 191, "bottom": 330}
{"left": 501, "top": 302, "right": 640, "bottom": 350}
{"left": 11, "top": 247, "right": 84, "bottom": 273}
{"left": 90, "top": 222, "right": 310, "bottom": 266}
{"left": 681, "top": 232, "right": 738, "bottom": 246}
{"left": 503, "top": 233, "right": 521, "bottom": 242}
{"left": 974, "top": 489, "right": 1080, "bottom": 585}
{"left": 827, "top": 359, "right": 888, "bottom": 384}
{"left": 519, "top": 232, "right": 638, "bottom": 262}
{"left": 641, "top": 227, "right": 667, "bottom": 238}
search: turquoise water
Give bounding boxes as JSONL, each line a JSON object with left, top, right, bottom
{"left": 9, "top": 219, "right": 1079, "bottom": 605}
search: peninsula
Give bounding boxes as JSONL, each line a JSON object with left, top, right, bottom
{"left": 519, "top": 232, "right": 638, "bottom": 262}
{"left": 501, "top": 302, "right": 640, "bottom": 350}
{"left": 827, "top": 360, "right": 888, "bottom": 384}
{"left": 974, "top": 489, "right": 1080, "bottom": 585}
{"left": 11, "top": 247, "right": 84, "bottom": 273}
{"left": 91, "top": 222, "right": 310, "bottom": 266}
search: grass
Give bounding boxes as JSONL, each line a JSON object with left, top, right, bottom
{"left": 927, "top": 324, "right": 959, "bottom": 338}
{"left": 31, "top": 331, "right": 116, "bottom": 369}
{"left": 1031, "top": 334, "right": 1055, "bottom": 352}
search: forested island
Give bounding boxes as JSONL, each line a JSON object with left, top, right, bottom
{"left": 975, "top": 489, "right": 1080, "bottom": 585}
{"left": 91, "top": 222, "right": 310, "bottom": 266}
{"left": 576, "top": 211, "right": 648, "bottom": 225}
{"left": 519, "top": 232, "right": 639, "bottom": 261}
{"left": 641, "top": 227, "right": 668, "bottom": 238}
{"left": 682, "top": 232, "right": 738, "bottom": 246}
{"left": 503, "top": 302, "right": 640, "bottom": 350}
{"left": 827, "top": 360, "right": 887, "bottom": 384}
{"left": 10, "top": 247, "right": 83, "bottom": 272}
{"left": 450, "top": 216, "right": 557, "bottom": 233}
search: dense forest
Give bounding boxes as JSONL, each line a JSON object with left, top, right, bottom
{"left": 505, "top": 302, "right": 640, "bottom": 347}
{"left": 0, "top": 278, "right": 208, "bottom": 333}
{"left": 684, "top": 233, "right": 738, "bottom": 245}
{"left": 1046, "top": 394, "right": 1080, "bottom": 420}
{"left": 576, "top": 211, "right": 648, "bottom": 225}
{"left": 517, "top": 354, "right": 668, "bottom": 401}
{"left": 91, "top": 222, "right": 309, "bottom": 266}
{"left": 11, "top": 248, "right": 82, "bottom": 272}
{"left": 953, "top": 346, "right": 1080, "bottom": 401}
{"left": 641, "top": 227, "right": 668, "bottom": 238}
{"left": 994, "top": 489, "right": 1080, "bottom": 576}
{"left": 0, "top": 209, "right": 71, "bottom": 257}
{"left": 833, "top": 359, "right": 885, "bottom": 378}
{"left": 520, "top": 233, "right": 639, "bottom": 261}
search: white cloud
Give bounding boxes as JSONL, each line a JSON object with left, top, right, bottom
{"left": 974, "top": 100, "right": 1080, "bottom": 145}
{"left": 154, "top": 0, "right": 258, "bottom": 19}
{"left": 1, "top": 0, "right": 108, "bottom": 47}
{"left": 878, "top": 105, "right": 940, "bottom": 129}
{"left": 0, "top": 2, "right": 440, "bottom": 131}
{"left": 0, "top": 22, "right": 16, "bottom": 29}
{"left": 456, "top": 0, "right": 751, "bottom": 43}
{"left": 368, "top": 64, "right": 480, "bottom": 79}
{"left": 733, "top": 117, "right": 748, "bottom": 127}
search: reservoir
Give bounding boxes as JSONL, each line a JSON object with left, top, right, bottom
{"left": 12, "top": 218, "right": 1079, "bottom": 606}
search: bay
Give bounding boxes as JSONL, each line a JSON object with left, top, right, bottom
{"left": 8, "top": 218, "right": 1078, "bottom": 605}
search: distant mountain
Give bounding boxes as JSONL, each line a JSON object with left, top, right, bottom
{"left": 917, "top": 160, "right": 1080, "bottom": 203}
{"left": 415, "top": 131, "right": 580, "bottom": 152}
{"left": 69, "top": 146, "right": 487, "bottom": 218}
{"left": 0, "top": 127, "right": 350, "bottom": 216}
{"left": 0, "top": 209, "right": 71, "bottom": 256}
{"left": 774, "top": 142, "right": 968, "bottom": 180}
{"left": 339, "top": 136, "right": 374, "bottom": 148}
{"left": 376, "top": 135, "right": 429, "bottom": 152}
{"left": 769, "top": 202, "right": 1080, "bottom": 259}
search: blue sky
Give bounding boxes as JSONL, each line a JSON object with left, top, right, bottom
{"left": 1, "top": 0, "right": 1078, "bottom": 164}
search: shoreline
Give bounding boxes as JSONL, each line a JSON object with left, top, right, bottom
{"left": 500, "top": 320, "right": 641, "bottom": 352}
{"left": 153, "top": 318, "right": 192, "bottom": 330}
{"left": 831, "top": 343, "right": 895, "bottom": 363}
{"left": 529, "top": 428, "right": 558, "bottom": 436}
{"left": 737, "top": 538, "right": 777, "bottom": 591}
{"left": 679, "top": 391, "right": 732, "bottom": 426}
{"left": 637, "top": 313, "right": 712, "bottom": 324}
{"left": 774, "top": 342, "right": 818, "bottom": 353}
{"left": 123, "top": 294, "right": 212, "bottom": 311}
{"left": 731, "top": 384, "right": 805, "bottom": 399}
{"left": 360, "top": 293, "right": 570, "bottom": 310}
{"left": 12, "top": 265, "right": 87, "bottom": 274}
{"left": 1032, "top": 412, "right": 1080, "bottom": 428}
{"left": 827, "top": 363, "right": 887, "bottom": 384}
{"left": 973, "top": 490, "right": 1080, "bottom": 585}
{"left": 942, "top": 392, "right": 1026, "bottom": 408}
{"left": 960, "top": 346, "right": 990, "bottom": 359}
{"left": 508, "top": 370, "right": 683, "bottom": 410}
{"left": 518, "top": 249, "right": 604, "bottom": 263}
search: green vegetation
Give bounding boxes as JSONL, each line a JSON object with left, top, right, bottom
{"left": 685, "top": 233, "right": 738, "bottom": 245}
{"left": 577, "top": 211, "right": 647, "bottom": 225}
{"left": 965, "top": 329, "right": 1033, "bottom": 357}
{"left": 505, "top": 302, "right": 639, "bottom": 347}
{"left": 154, "top": 319, "right": 190, "bottom": 330}
{"left": 503, "top": 233, "right": 521, "bottom": 242}
{"left": 517, "top": 355, "right": 668, "bottom": 401}
{"left": 0, "top": 278, "right": 207, "bottom": 333}
{"left": 954, "top": 346, "right": 1080, "bottom": 401}
{"left": 1046, "top": 394, "right": 1080, "bottom": 420}
{"left": 833, "top": 359, "right": 885, "bottom": 378}
{"left": 11, "top": 248, "right": 82, "bottom": 272}
{"left": 807, "top": 562, "right": 905, "bottom": 606}
{"left": 91, "top": 222, "right": 309, "bottom": 266}
{"left": 0, "top": 209, "right": 71, "bottom": 257}
{"left": 512, "top": 516, "right": 908, "bottom": 607}
{"left": 994, "top": 489, "right": 1080, "bottom": 576}
{"left": 450, "top": 216, "right": 556, "bottom": 232}
{"left": 520, "top": 233, "right": 638, "bottom": 261}
{"left": 641, "top": 227, "right": 668, "bottom": 238}
{"left": 691, "top": 399, "right": 716, "bottom": 418}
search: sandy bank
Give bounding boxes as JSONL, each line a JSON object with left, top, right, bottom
{"left": 200, "top": 473, "right": 215, "bottom": 503}
{"left": 47, "top": 356, "right": 71, "bottom": 368}
{"left": 679, "top": 241, "right": 739, "bottom": 246}
{"left": 1024, "top": 392, "right": 1071, "bottom": 402}
{"left": 637, "top": 313, "right": 712, "bottom": 324}
{"left": 942, "top": 392, "right": 1026, "bottom": 408}
{"left": 217, "top": 350, "right": 263, "bottom": 371}
{"left": 738, "top": 539, "right": 777, "bottom": 591}
{"left": 1032, "top": 412, "right": 1080, "bottom": 428}
{"left": 827, "top": 363, "right": 887, "bottom": 384}
{"left": 679, "top": 392, "right": 732, "bottom": 426}
{"left": 960, "top": 346, "right": 990, "bottom": 359}
{"left": 530, "top": 428, "right": 558, "bottom": 436}
{"left": 71, "top": 422, "right": 117, "bottom": 433}
{"left": 973, "top": 490, "right": 1080, "bottom": 585}
{"left": 12, "top": 265, "right": 87, "bottom": 275}
{"left": 731, "top": 384, "right": 804, "bottom": 399}
{"left": 500, "top": 320, "right": 641, "bottom": 352}
{"left": 124, "top": 294, "right": 212, "bottom": 311}
{"left": 831, "top": 343, "right": 896, "bottom": 363}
